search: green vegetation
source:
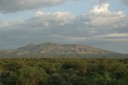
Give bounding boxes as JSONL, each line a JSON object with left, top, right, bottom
{"left": 0, "top": 58, "right": 127, "bottom": 85}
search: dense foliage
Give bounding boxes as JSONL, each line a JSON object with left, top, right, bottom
{"left": 0, "top": 58, "right": 127, "bottom": 85}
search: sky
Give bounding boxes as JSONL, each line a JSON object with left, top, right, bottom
{"left": 0, "top": 0, "right": 128, "bottom": 54}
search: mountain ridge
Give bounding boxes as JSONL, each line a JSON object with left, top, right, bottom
{"left": 0, "top": 42, "right": 116, "bottom": 56}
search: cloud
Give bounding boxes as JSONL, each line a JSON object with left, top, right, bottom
{"left": 91, "top": 3, "right": 110, "bottom": 13}
{"left": 0, "top": 11, "right": 76, "bottom": 49}
{"left": 104, "top": 33, "right": 128, "bottom": 38}
{"left": 0, "top": 0, "right": 76, "bottom": 13}
{"left": 81, "top": 3, "right": 127, "bottom": 34}
{"left": 0, "top": 2, "right": 128, "bottom": 53}
{"left": 35, "top": 11, "right": 75, "bottom": 25}
{"left": 93, "top": 33, "right": 128, "bottom": 42}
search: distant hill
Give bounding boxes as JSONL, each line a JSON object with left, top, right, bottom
{"left": 0, "top": 42, "right": 117, "bottom": 57}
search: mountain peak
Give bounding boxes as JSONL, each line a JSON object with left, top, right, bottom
{"left": 27, "top": 43, "right": 36, "bottom": 47}
{"left": 41, "top": 42, "right": 59, "bottom": 46}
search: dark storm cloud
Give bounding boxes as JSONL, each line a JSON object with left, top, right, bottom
{"left": 0, "top": 0, "right": 77, "bottom": 13}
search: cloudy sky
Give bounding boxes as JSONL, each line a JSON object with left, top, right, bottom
{"left": 0, "top": 0, "right": 128, "bottom": 53}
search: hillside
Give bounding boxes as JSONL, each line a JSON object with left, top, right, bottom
{"left": 0, "top": 42, "right": 116, "bottom": 57}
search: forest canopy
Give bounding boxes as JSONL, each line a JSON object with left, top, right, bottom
{"left": 0, "top": 58, "right": 127, "bottom": 85}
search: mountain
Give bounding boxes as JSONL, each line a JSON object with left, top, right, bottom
{"left": 0, "top": 42, "right": 116, "bottom": 57}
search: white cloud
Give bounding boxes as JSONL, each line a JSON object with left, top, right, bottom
{"left": 35, "top": 11, "right": 75, "bottom": 25}
{"left": 0, "top": 3, "right": 128, "bottom": 41}
{"left": 91, "top": 3, "right": 110, "bottom": 13}
{"left": 0, "top": 3, "right": 127, "bottom": 40}
{"left": 104, "top": 33, "right": 128, "bottom": 37}
{"left": 93, "top": 33, "right": 128, "bottom": 42}
{"left": 81, "top": 3, "right": 127, "bottom": 33}
{"left": 0, "top": 20, "right": 23, "bottom": 31}
{"left": 35, "top": 11, "right": 45, "bottom": 16}
{"left": 0, "top": 11, "right": 74, "bottom": 30}
{"left": 25, "top": 11, "right": 75, "bottom": 29}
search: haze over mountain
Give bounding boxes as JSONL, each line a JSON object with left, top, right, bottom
{"left": 0, "top": 42, "right": 116, "bottom": 56}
